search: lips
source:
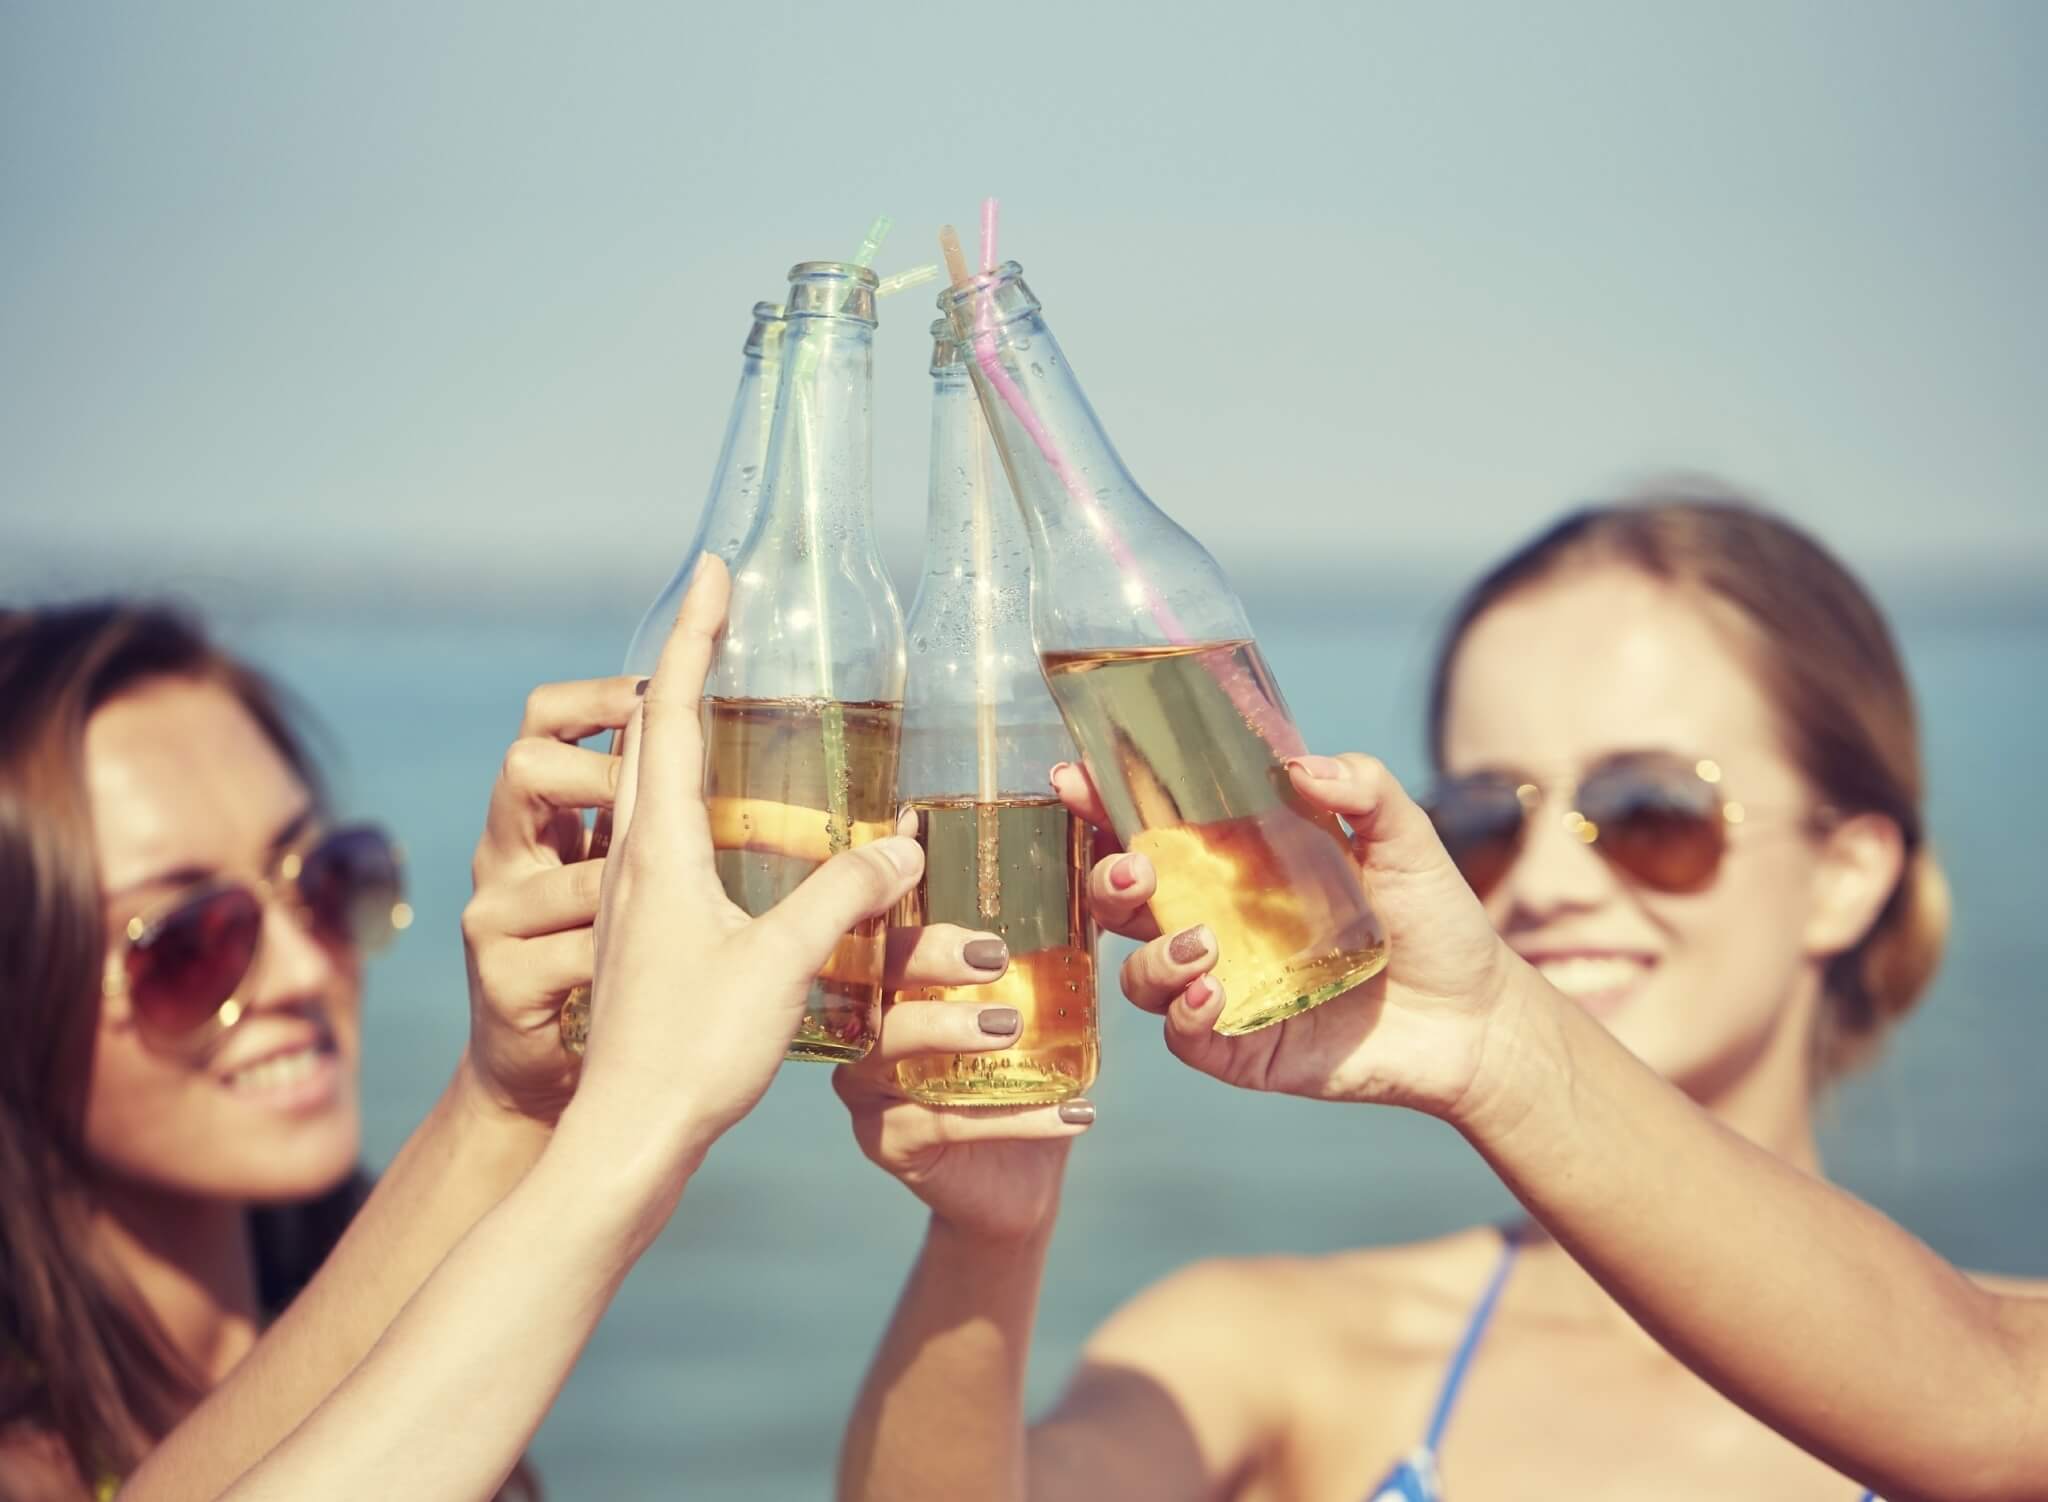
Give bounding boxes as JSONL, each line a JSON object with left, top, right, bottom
{"left": 1518, "top": 949, "right": 1656, "bottom": 1016}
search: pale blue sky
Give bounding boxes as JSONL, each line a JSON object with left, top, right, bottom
{"left": 3, "top": 0, "right": 2043, "bottom": 612}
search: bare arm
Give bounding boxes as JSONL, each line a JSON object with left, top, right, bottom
{"left": 1455, "top": 967, "right": 2048, "bottom": 1502}
{"left": 121, "top": 1073, "right": 547, "bottom": 1499}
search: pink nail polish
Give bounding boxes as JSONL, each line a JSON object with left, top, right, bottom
{"left": 1110, "top": 855, "right": 1137, "bottom": 891}
{"left": 1185, "top": 976, "right": 1217, "bottom": 1009}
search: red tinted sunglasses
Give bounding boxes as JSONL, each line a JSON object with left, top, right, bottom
{"left": 103, "top": 824, "right": 408, "bottom": 1045}
{"left": 1425, "top": 753, "right": 1756, "bottom": 900}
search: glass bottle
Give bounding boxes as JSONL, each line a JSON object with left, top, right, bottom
{"left": 890, "top": 318, "right": 1098, "bottom": 1104}
{"left": 706, "top": 262, "right": 905, "bottom": 1063}
{"left": 563, "top": 299, "right": 786, "bottom": 1058}
{"left": 940, "top": 265, "right": 1387, "bottom": 1036}
{"left": 587, "top": 300, "right": 787, "bottom": 862}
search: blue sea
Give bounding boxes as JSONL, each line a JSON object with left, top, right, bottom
{"left": 225, "top": 599, "right": 2048, "bottom": 1500}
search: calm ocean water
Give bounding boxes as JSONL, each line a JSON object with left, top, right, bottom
{"left": 225, "top": 600, "right": 2048, "bottom": 1500}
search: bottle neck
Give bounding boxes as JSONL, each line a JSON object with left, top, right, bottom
{"left": 746, "top": 313, "right": 877, "bottom": 556}
{"left": 941, "top": 270, "right": 1249, "bottom": 651}
{"left": 687, "top": 342, "right": 778, "bottom": 566}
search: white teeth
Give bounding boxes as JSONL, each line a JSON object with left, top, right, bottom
{"left": 1535, "top": 956, "right": 1647, "bottom": 999}
{"left": 227, "top": 1047, "right": 324, "bottom": 1092}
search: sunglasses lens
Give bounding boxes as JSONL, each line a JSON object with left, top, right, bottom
{"left": 1578, "top": 758, "right": 1726, "bottom": 893}
{"left": 126, "top": 887, "right": 263, "bottom": 1034}
{"left": 297, "top": 825, "right": 403, "bottom": 952}
{"left": 1427, "top": 776, "right": 1528, "bottom": 899}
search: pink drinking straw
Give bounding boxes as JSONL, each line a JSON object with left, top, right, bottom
{"left": 939, "top": 224, "right": 1190, "bottom": 645}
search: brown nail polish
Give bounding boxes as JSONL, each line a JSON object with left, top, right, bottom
{"left": 963, "top": 938, "right": 1009, "bottom": 972}
{"left": 978, "top": 1006, "right": 1021, "bottom": 1036}
{"left": 1168, "top": 925, "right": 1211, "bottom": 965}
{"left": 634, "top": 678, "right": 650, "bottom": 696}
{"left": 1058, "top": 1100, "right": 1096, "bottom": 1125}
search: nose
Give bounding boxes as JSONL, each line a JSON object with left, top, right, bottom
{"left": 241, "top": 896, "right": 345, "bottom": 1012}
{"left": 1492, "top": 792, "right": 1617, "bottom": 925}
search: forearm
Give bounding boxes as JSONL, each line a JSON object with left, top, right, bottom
{"left": 125, "top": 1058, "right": 551, "bottom": 1500}
{"left": 837, "top": 1215, "right": 1055, "bottom": 1502}
{"left": 216, "top": 1119, "right": 680, "bottom": 1502}
{"left": 1459, "top": 970, "right": 2048, "bottom": 1502}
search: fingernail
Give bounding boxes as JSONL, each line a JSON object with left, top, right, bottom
{"left": 1287, "top": 754, "right": 1344, "bottom": 779}
{"left": 1168, "top": 925, "right": 1211, "bottom": 965}
{"left": 1184, "top": 976, "right": 1219, "bottom": 1010}
{"left": 875, "top": 837, "right": 922, "bottom": 876}
{"left": 963, "top": 938, "right": 1009, "bottom": 973}
{"left": 977, "top": 1005, "right": 1021, "bottom": 1036}
{"left": 1110, "top": 855, "right": 1138, "bottom": 891}
{"left": 1048, "top": 761, "right": 1072, "bottom": 789}
{"left": 1058, "top": 1099, "right": 1096, "bottom": 1125}
{"left": 634, "top": 678, "right": 650, "bottom": 696}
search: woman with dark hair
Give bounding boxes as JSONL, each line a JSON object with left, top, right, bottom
{"left": 0, "top": 567, "right": 1027, "bottom": 1502}
{"left": 838, "top": 493, "right": 2042, "bottom": 1500}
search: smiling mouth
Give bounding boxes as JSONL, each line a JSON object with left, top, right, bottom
{"left": 223, "top": 1040, "right": 335, "bottom": 1093}
{"left": 1526, "top": 954, "right": 1654, "bottom": 1014}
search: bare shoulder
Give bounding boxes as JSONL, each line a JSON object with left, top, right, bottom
{"left": 1086, "top": 1224, "right": 1511, "bottom": 1373}
{"left": 0, "top": 1425, "right": 87, "bottom": 1502}
{"left": 1967, "top": 1269, "right": 2048, "bottom": 1299}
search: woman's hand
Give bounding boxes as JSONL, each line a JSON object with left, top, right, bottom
{"left": 833, "top": 998, "right": 1097, "bottom": 1242}
{"left": 1054, "top": 755, "right": 1526, "bottom": 1122}
{"left": 832, "top": 804, "right": 1144, "bottom": 1243}
{"left": 457, "top": 673, "right": 639, "bottom": 1124}
{"left": 567, "top": 557, "right": 933, "bottom": 1169}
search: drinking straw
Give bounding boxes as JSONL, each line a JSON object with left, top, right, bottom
{"left": 968, "top": 202, "right": 1005, "bottom": 918}
{"left": 877, "top": 264, "right": 941, "bottom": 298}
{"left": 790, "top": 216, "right": 894, "bottom": 854}
{"left": 937, "top": 226, "right": 1189, "bottom": 645}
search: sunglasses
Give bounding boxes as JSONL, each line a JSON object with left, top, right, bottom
{"left": 1426, "top": 752, "right": 1762, "bottom": 900}
{"left": 103, "top": 824, "right": 408, "bottom": 1045}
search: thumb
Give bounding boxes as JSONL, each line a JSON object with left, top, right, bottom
{"left": 744, "top": 835, "right": 925, "bottom": 978}
{"left": 1286, "top": 753, "right": 1455, "bottom": 881}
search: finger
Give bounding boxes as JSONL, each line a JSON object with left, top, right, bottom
{"left": 1118, "top": 924, "right": 1218, "bottom": 1014}
{"left": 869, "top": 998, "right": 1028, "bottom": 1064}
{"left": 884, "top": 924, "right": 1009, "bottom": 991}
{"left": 1087, "top": 848, "right": 1160, "bottom": 941}
{"left": 630, "top": 555, "right": 728, "bottom": 852}
{"left": 872, "top": 1096, "right": 1096, "bottom": 1153}
{"left": 608, "top": 701, "right": 647, "bottom": 861}
{"left": 1161, "top": 974, "right": 1239, "bottom": 1074}
{"left": 482, "top": 739, "right": 625, "bottom": 859}
{"left": 1286, "top": 753, "right": 1450, "bottom": 879}
{"left": 469, "top": 859, "right": 605, "bottom": 940}
{"left": 1050, "top": 761, "right": 1120, "bottom": 845}
{"left": 518, "top": 676, "right": 646, "bottom": 742}
{"left": 745, "top": 838, "right": 925, "bottom": 977}
{"left": 473, "top": 927, "right": 597, "bottom": 1010}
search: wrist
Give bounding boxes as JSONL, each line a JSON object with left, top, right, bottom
{"left": 1442, "top": 960, "right": 1570, "bottom": 1147}
{"left": 445, "top": 1053, "right": 554, "bottom": 1156}
{"left": 926, "top": 1195, "right": 1062, "bottom": 1254}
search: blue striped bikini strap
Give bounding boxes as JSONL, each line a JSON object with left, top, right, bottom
{"left": 1421, "top": 1232, "right": 1520, "bottom": 1454}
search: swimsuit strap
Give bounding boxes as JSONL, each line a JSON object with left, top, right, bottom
{"left": 1422, "top": 1231, "right": 1520, "bottom": 1454}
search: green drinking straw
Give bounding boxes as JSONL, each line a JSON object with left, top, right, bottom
{"left": 791, "top": 214, "right": 894, "bottom": 854}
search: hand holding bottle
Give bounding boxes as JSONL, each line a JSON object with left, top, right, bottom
{"left": 1054, "top": 754, "right": 1526, "bottom": 1123}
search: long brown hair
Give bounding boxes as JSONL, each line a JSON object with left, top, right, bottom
{"left": 0, "top": 602, "right": 368, "bottom": 1487}
{"left": 1426, "top": 488, "right": 1950, "bottom": 1081}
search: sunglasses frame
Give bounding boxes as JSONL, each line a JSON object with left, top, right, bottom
{"left": 1428, "top": 754, "right": 1762, "bottom": 900}
{"left": 101, "top": 823, "right": 410, "bottom": 1050}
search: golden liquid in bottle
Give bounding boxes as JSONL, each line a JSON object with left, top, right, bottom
{"left": 890, "top": 796, "right": 1098, "bottom": 1105}
{"left": 1042, "top": 641, "right": 1387, "bottom": 1035}
{"left": 702, "top": 696, "right": 902, "bottom": 1062}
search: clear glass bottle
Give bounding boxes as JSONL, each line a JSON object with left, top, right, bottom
{"left": 890, "top": 318, "right": 1098, "bottom": 1104}
{"left": 706, "top": 262, "right": 905, "bottom": 1063}
{"left": 587, "top": 300, "right": 787, "bottom": 863}
{"left": 564, "top": 300, "right": 786, "bottom": 1058}
{"left": 940, "top": 264, "right": 1387, "bottom": 1035}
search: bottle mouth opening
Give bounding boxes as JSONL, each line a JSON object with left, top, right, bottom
{"left": 937, "top": 259, "right": 1026, "bottom": 311}
{"left": 786, "top": 261, "right": 880, "bottom": 324}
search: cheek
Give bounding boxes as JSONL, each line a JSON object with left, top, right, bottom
{"left": 81, "top": 1027, "right": 229, "bottom": 1184}
{"left": 1648, "top": 848, "right": 1820, "bottom": 1020}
